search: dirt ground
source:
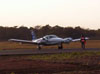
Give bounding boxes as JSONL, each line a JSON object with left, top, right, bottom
{"left": 1, "top": 55, "right": 100, "bottom": 74}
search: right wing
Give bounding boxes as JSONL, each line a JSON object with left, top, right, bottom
{"left": 8, "top": 39, "right": 37, "bottom": 44}
{"left": 72, "top": 37, "right": 89, "bottom": 42}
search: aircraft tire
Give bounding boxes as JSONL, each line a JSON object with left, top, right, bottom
{"left": 37, "top": 45, "right": 41, "bottom": 50}
{"left": 58, "top": 43, "right": 63, "bottom": 49}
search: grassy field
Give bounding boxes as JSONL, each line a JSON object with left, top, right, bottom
{"left": 0, "top": 40, "right": 100, "bottom": 74}
{"left": 29, "top": 51, "right": 100, "bottom": 61}
{"left": 0, "top": 40, "right": 99, "bottom": 50}
{"left": 1, "top": 51, "right": 100, "bottom": 74}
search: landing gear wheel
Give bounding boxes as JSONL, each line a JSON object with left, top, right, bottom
{"left": 58, "top": 46, "right": 62, "bottom": 49}
{"left": 58, "top": 43, "right": 63, "bottom": 49}
{"left": 37, "top": 45, "right": 41, "bottom": 50}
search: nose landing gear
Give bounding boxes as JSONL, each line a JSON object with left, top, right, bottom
{"left": 37, "top": 45, "right": 41, "bottom": 50}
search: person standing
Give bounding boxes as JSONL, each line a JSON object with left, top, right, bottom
{"left": 80, "top": 34, "right": 86, "bottom": 49}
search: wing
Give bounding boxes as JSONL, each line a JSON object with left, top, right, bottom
{"left": 8, "top": 39, "right": 37, "bottom": 44}
{"left": 72, "top": 37, "right": 89, "bottom": 42}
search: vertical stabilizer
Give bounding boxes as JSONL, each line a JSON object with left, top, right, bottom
{"left": 31, "top": 30, "right": 36, "bottom": 40}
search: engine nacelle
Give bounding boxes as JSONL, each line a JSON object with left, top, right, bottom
{"left": 63, "top": 37, "right": 73, "bottom": 43}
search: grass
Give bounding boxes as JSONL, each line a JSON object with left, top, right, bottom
{"left": 0, "top": 40, "right": 99, "bottom": 50}
{"left": 28, "top": 52, "right": 100, "bottom": 61}
{"left": 1, "top": 51, "right": 100, "bottom": 74}
{"left": 1, "top": 51, "right": 100, "bottom": 61}
{"left": 0, "top": 40, "right": 100, "bottom": 61}
{"left": 53, "top": 71, "right": 96, "bottom": 74}
{"left": 0, "top": 40, "right": 99, "bottom": 74}
{"left": 0, "top": 42, "right": 37, "bottom": 50}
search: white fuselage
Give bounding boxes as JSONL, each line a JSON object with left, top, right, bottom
{"left": 32, "top": 35, "right": 72, "bottom": 45}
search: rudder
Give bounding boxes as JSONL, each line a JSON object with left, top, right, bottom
{"left": 31, "top": 30, "right": 36, "bottom": 40}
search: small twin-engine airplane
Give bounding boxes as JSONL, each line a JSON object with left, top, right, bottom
{"left": 8, "top": 31, "right": 89, "bottom": 50}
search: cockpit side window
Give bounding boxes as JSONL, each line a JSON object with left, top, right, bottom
{"left": 46, "top": 37, "right": 49, "bottom": 39}
{"left": 49, "top": 36, "right": 53, "bottom": 38}
{"left": 49, "top": 35, "right": 57, "bottom": 39}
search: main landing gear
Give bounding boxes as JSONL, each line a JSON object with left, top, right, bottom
{"left": 58, "top": 43, "right": 63, "bottom": 49}
{"left": 37, "top": 43, "right": 63, "bottom": 50}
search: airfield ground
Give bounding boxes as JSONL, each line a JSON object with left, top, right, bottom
{"left": 0, "top": 40, "right": 100, "bottom": 50}
{"left": 0, "top": 40, "right": 100, "bottom": 74}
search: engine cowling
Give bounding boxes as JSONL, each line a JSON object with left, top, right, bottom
{"left": 63, "top": 37, "right": 72, "bottom": 43}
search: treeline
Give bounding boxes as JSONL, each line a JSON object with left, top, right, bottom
{"left": 0, "top": 25, "right": 100, "bottom": 41}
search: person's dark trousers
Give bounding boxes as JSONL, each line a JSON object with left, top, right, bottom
{"left": 81, "top": 42, "right": 85, "bottom": 49}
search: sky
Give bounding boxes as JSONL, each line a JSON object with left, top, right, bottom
{"left": 0, "top": 0, "right": 100, "bottom": 29}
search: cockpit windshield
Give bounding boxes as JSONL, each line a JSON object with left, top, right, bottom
{"left": 43, "top": 35, "right": 58, "bottom": 39}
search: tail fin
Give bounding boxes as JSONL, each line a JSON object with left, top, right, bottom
{"left": 31, "top": 30, "right": 36, "bottom": 40}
